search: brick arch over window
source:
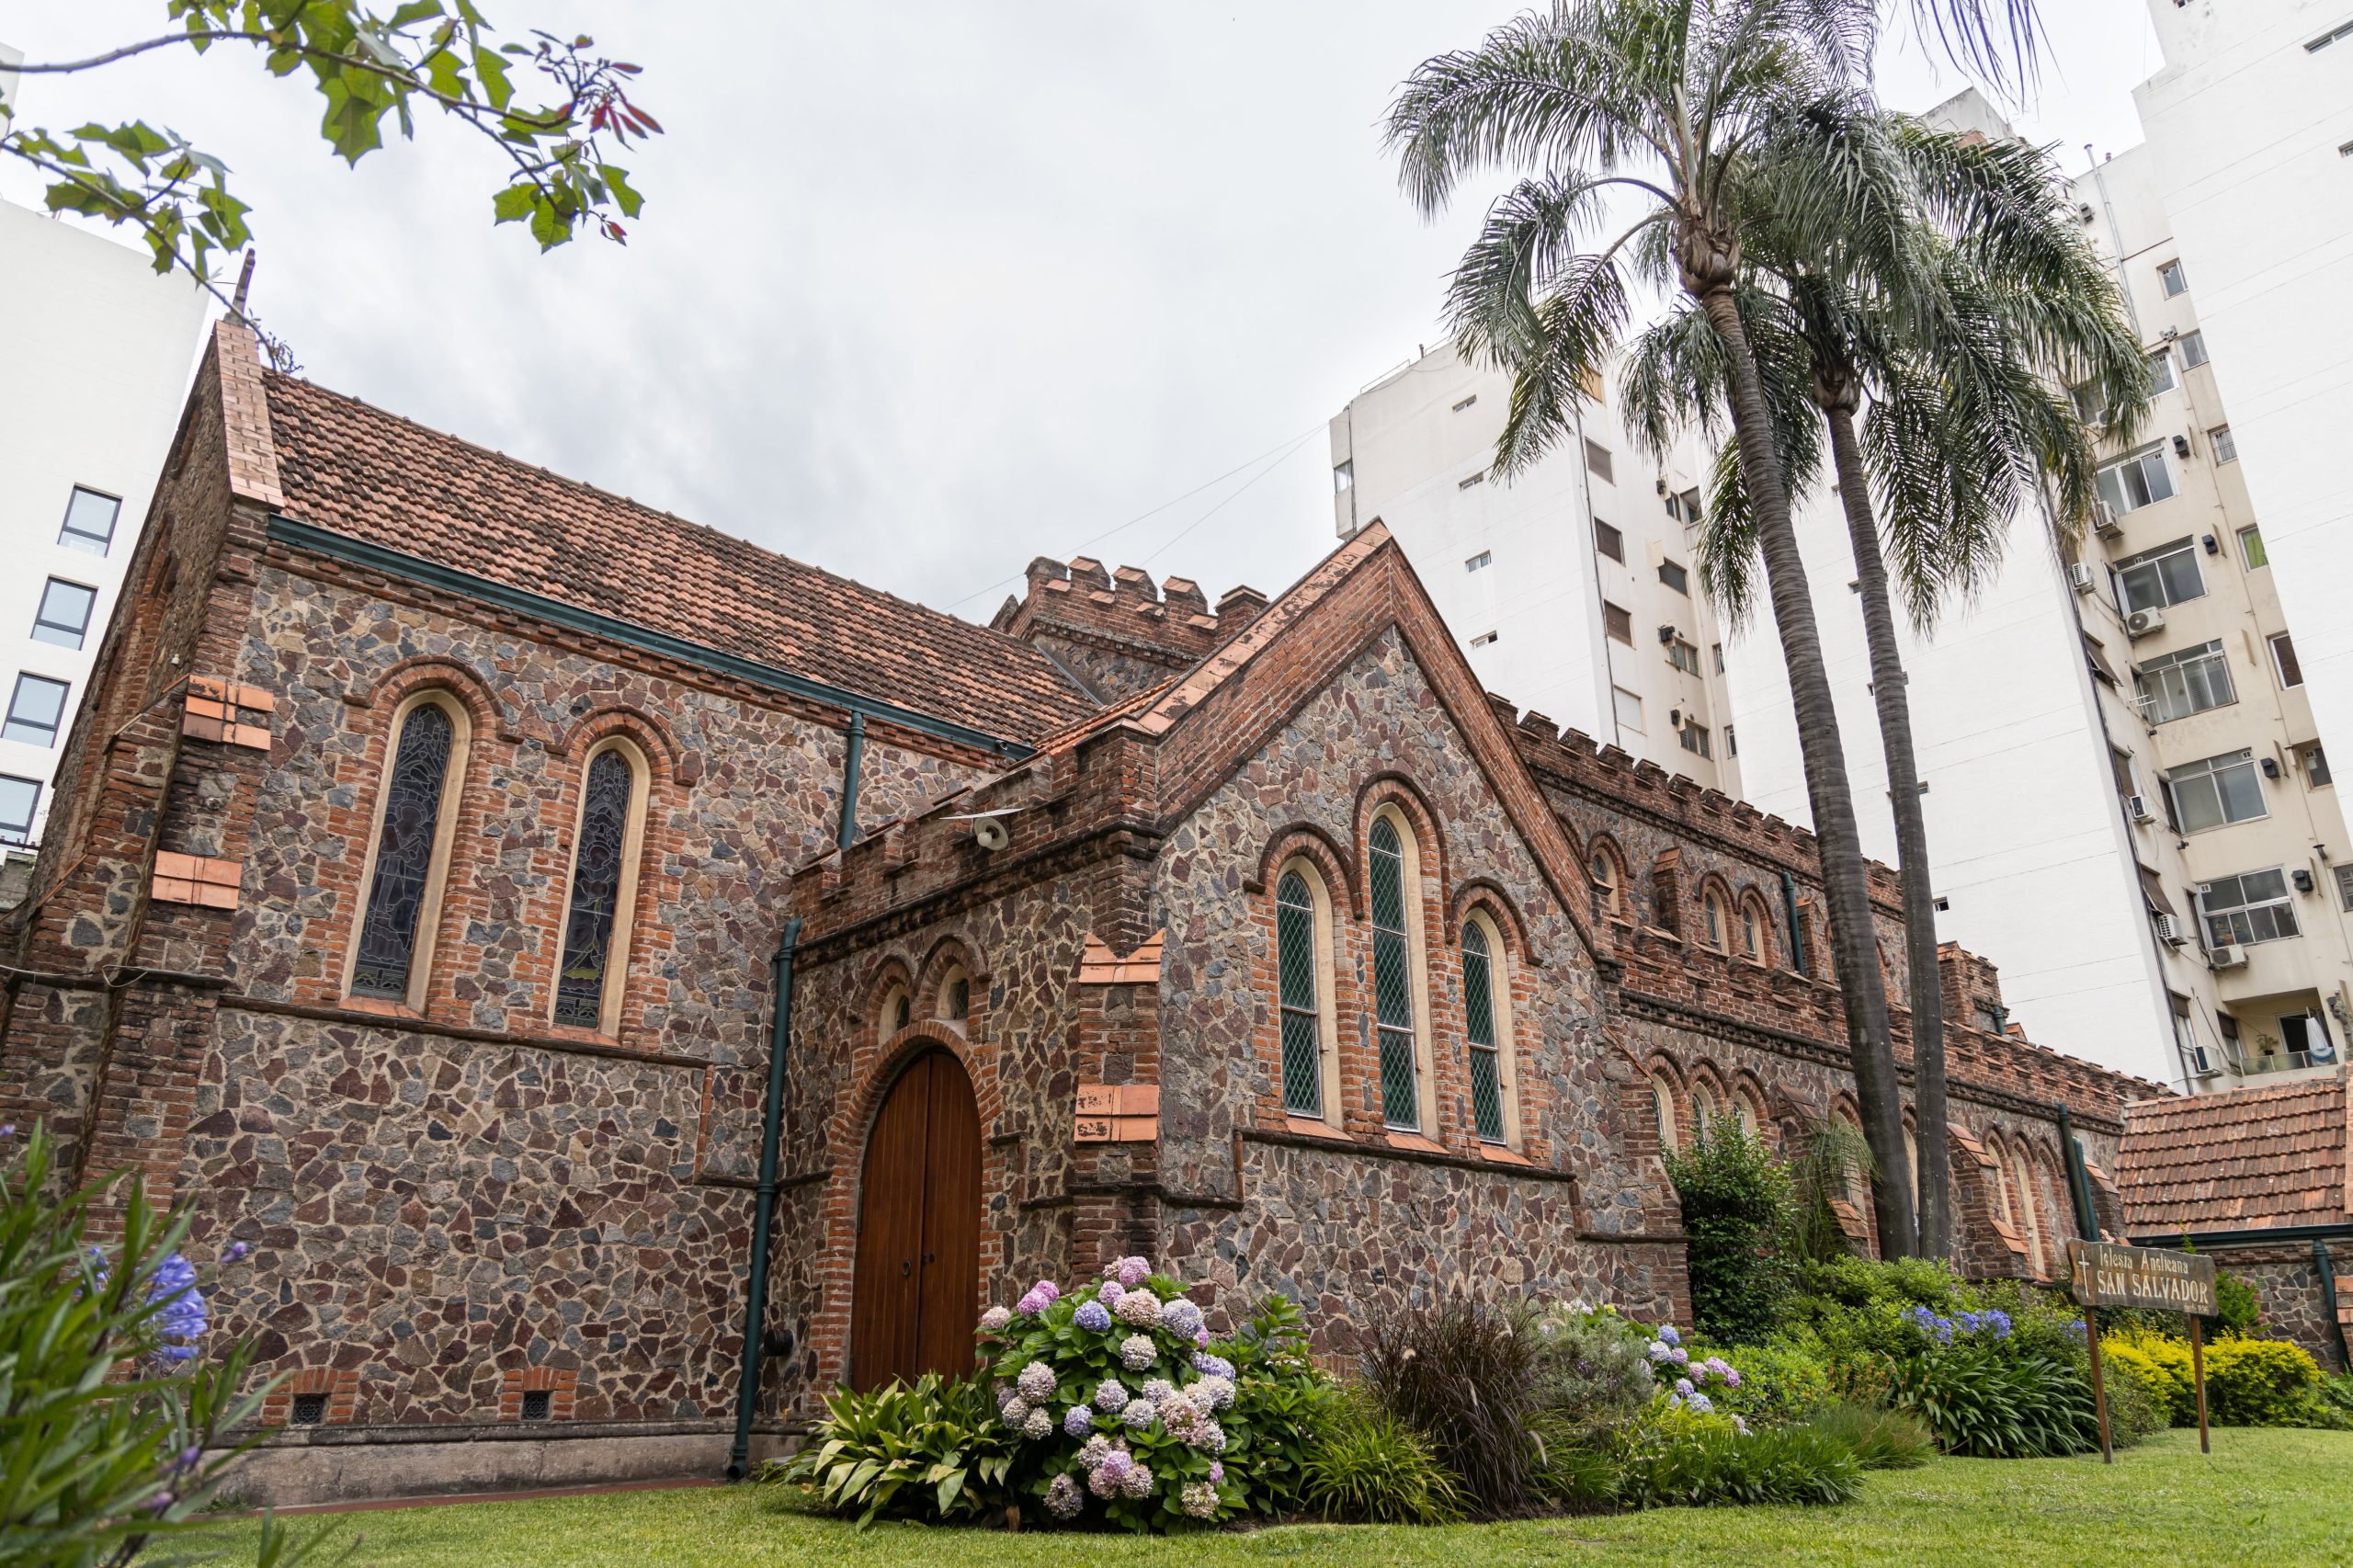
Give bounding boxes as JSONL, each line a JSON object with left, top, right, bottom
{"left": 1256, "top": 824, "right": 1358, "bottom": 919}
{"left": 1351, "top": 774, "right": 1452, "bottom": 901}
{"left": 1458, "top": 901, "right": 1524, "bottom": 1150}
{"left": 1694, "top": 874, "right": 1738, "bottom": 955}
{"left": 1267, "top": 845, "right": 1345, "bottom": 1128}
{"left": 1643, "top": 1053, "right": 1688, "bottom": 1153}
{"left": 549, "top": 732, "right": 655, "bottom": 1037}
{"left": 1737, "top": 889, "right": 1779, "bottom": 966}
{"left": 348, "top": 654, "right": 512, "bottom": 737}
{"left": 916, "top": 936, "right": 984, "bottom": 1030}
{"left": 1586, "top": 834, "right": 1632, "bottom": 925}
{"left": 1727, "top": 1069, "right": 1772, "bottom": 1144}
{"left": 549, "top": 700, "right": 685, "bottom": 780}
{"left": 861, "top": 956, "right": 918, "bottom": 1049}
{"left": 1686, "top": 1062, "right": 1730, "bottom": 1136}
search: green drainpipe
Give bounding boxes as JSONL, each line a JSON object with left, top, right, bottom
{"left": 1779, "top": 870, "right": 1807, "bottom": 977}
{"left": 2057, "top": 1103, "right": 2101, "bottom": 1242}
{"left": 728, "top": 916, "right": 802, "bottom": 1481}
{"left": 2319, "top": 1239, "right": 2349, "bottom": 1372}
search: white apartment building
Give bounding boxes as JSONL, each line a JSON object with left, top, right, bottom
{"left": 1337, "top": 97, "right": 2352, "bottom": 1094}
{"left": 1328, "top": 343, "right": 1745, "bottom": 797}
{"left": 0, "top": 187, "right": 210, "bottom": 848}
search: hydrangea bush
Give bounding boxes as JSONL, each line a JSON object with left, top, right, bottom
{"left": 979, "top": 1256, "right": 1267, "bottom": 1531}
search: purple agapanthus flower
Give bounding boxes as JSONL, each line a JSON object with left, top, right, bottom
{"left": 148, "top": 1253, "right": 207, "bottom": 1363}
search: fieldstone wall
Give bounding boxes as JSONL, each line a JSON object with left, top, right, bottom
{"left": 2194, "top": 1241, "right": 2350, "bottom": 1370}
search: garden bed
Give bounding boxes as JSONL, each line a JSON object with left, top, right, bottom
{"left": 204, "top": 1429, "right": 2353, "bottom": 1566}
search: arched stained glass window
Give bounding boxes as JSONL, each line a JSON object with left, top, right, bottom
{"left": 1652, "top": 1075, "right": 1680, "bottom": 1152}
{"left": 555, "top": 748, "right": 634, "bottom": 1028}
{"left": 352, "top": 702, "right": 455, "bottom": 1000}
{"left": 1591, "top": 849, "right": 1621, "bottom": 921}
{"left": 1277, "top": 871, "right": 1323, "bottom": 1117}
{"left": 1462, "top": 921, "right": 1505, "bottom": 1143}
{"left": 1369, "top": 816, "right": 1420, "bottom": 1131}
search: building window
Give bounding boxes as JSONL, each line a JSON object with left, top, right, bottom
{"left": 31, "top": 579, "right": 98, "bottom": 651}
{"left": 2135, "top": 640, "right": 2234, "bottom": 723}
{"left": 1679, "top": 721, "right": 1712, "bottom": 759}
{"left": 2270, "top": 633, "right": 2303, "bottom": 687}
{"left": 880, "top": 983, "right": 912, "bottom": 1038}
{"left": 2165, "top": 749, "right": 2267, "bottom": 834}
{"left": 1612, "top": 686, "right": 1644, "bottom": 734}
{"left": 1667, "top": 638, "right": 1701, "bottom": 676}
{"left": 2010, "top": 1148, "right": 2046, "bottom": 1276}
{"left": 552, "top": 742, "right": 648, "bottom": 1033}
{"left": 2177, "top": 330, "right": 2209, "bottom": 369}
{"left": 2158, "top": 259, "right": 2188, "bottom": 296}
{"left": 1590, "top": 844, "right": 1626, "bottom": 922}
{"left": 1332, "top": 460, "right": 1353, "bottom": 494}
{"left": 57, "top": 488, "right": 121, "bottom": 555}
{"left": 1594, "top": 520, "right": 1624, "bottom": 562}
{"left": 2302, "top": 744, "right": 2332, "bottom": 789}
{"left": 2116, "top": 538, "right": 2205, "bottom": 610}
{"left": 1274, "top": 865, "right": 1339, "bottom": 1121}
{"left": 1367, "top": 813, "right": 1427, "bottom": 1132}
{"left": 349, "top": 697, "right": 465, "bottom": 1005}
{"left": 2335, "top": 864, "right": 2353, "bottom": 913}
{"left": 1651, "top": 1074, "right": 1679, "bottom": 1152}
{"left": 2199, "top": 868, "right": 2300, "bottom": 948}
{"left": 1584, "top": 439, "right": 1614, "bottom": 483}
{"left": 938, "top": 965, "right": 971, "bottom": 1023}
{"left": 1464, "top": 550, "right": 1492, "bottom": 573}
{"left": 2097, "top": 446, "right": 2176, "bottom": 516}
{"left": 1603, "top": 602, "right": 1633, "bottom": 644}
{"left": 1658, "top": 559, "right": 1690, "bottom": 595}
{"left": 1700, "top": 887, "right": 1731, "bottom": 951}
{"left": 1681, "top": 488, "right": 1703, "bottom": 523}
{"left": 2237, "top": 524, "right": 2264, "bottom": 566}
{"left": 0, "top": 774, "right": 38, "bottom": 846}
{"left": 1740, "top": 897, "right": 1772, "bottom": 963}
{"left": 1711, "top": 642, "right": 1725, "bottom": 674}
{"left": 3, "top": 675, "right": 71, "bottom": 748}
{"left": 2146, "top": 348, "right": 2177, "bottom": 395}
{"left": 1725, "top": 723, "right": 1737, "bottom": 757}
{"left": 1451, "top": 393, "right": 1478, "bottom": 413}
{"left": 1461, "top": 917, "right": 1509, "bottom": 1144}
{"left": 1691, "top": 1080, "right": 1722, "bottom": 1136}
{"left": 2213, "top": 426, "right": 2238, "bottom": 464}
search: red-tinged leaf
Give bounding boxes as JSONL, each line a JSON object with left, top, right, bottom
{"left": 627, "top": 105, "right": 663, "bottom": 134}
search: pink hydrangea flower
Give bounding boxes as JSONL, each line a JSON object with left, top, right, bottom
{"left": 1114, "top": 1290, "right": 1163, "bottom": 1328}
{"left": 1117, "top": 1256, "right": 1152, "bottom": 1288}
{"left": 1180, "top": 1481, "right": 1218, "bottom": 1518}
{"left": 1209, "top": 1460, "right": 1225, "bottom": 1485}
{"left": 1017, "top": 1288, "right": 1049, "bottom": 1315}
{"left": 978, "top": 1306, "right": 1012, "bottom": 1332}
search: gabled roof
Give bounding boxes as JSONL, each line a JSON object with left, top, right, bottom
{"left": 248, "top": 361, "right": 1097, "bottom": 744}
{"left": 2118, "top": 1069, "right": 2350, "bottom": 1234}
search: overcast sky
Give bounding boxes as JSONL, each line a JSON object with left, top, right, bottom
{"left": 4, "top": 1, "right": 2165, "bottom": 625}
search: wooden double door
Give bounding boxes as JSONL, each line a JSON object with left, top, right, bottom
{"left": 848, "top": 1048, "right": 983, "bottom": 1391}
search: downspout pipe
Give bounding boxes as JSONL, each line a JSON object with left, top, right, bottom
{"left": 727, "top": 915, "right": 802, "bottom": 1481}
{"left": 836, "top": 712, "right": 866, "bottom": 851}
{"left": 2315, "top": 1240, "right": 2348, "bottom": 1371}
{"left": 1779, "top": 870, "right": 1809, "bottom": 977}
{"left": 2058, "top": 1103, "right": 2101, "bottom": 1242}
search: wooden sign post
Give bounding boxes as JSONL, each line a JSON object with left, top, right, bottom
{"left": 2066, "top": 1240, "right": 2220, "bottom": 1463}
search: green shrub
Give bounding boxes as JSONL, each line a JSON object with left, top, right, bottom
{"left": 2317, "top": 1373, "right": 2353, "bottom": 1425}
{"left": 2212, "top": 1268, "right": 2262, "bottom": 1335}
{"left": 1799, "top": 1402, "right": 1935, "bottom": 1470}
{"left": 1529, "top": 1301, "right": 1658, "bottom": 1422}
{"left": 2202, "top": 1335, "right": 2323, "bottom": 1426}
{"left": 1362, "top": 1297, "right": 1544, "bottom": 1516}
{"left": 1219, "top": 1301, "right": 1338, "bottom": 1518}
{"left": 1301, "top": 1394, "right": 1466, "bottom": 1524}
{"left": 2102, "top": 1354, "right": 2168, "bottom": 1445}
{"left": 2102, "top": 1330, "right": 2195, "bottom": 1426}
{"left": 777, "top": 1374, "right": 1012, "bottom": 1526}
{"left": 1526, "top": 1409, "right": 1622, "bottom": 1512}
{"left": 1707, "top": 1341, "right": 1835, "bottom": 1426}
{"left": 1613, "top": 1407, "right": 1861, "bottom": 1507}
{"left": 1665, "top": 1124, "right": 1799, "bottom": 1346}
{"left": 1887, "top": 1345, "right": 2099, "bottom": 1458}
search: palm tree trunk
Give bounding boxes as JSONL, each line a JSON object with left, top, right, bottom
{"left": 1821, "top": 393, "right": 1952, "bottom": 1260}
{"left": 1694, "top": 286, "right": 1918, "bottom": 1258}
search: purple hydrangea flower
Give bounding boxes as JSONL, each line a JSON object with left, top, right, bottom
{"left": 979, "top": 1305, "right": 1012, "bottom": 1332}
{"left": 1022, "top": 1406, "right": 1053, "bottom": 1439}
{"left": 1191, "top": 1352, "right": 1235, "bottom": 1380}
{"left": 1120, "top": 1334, "right": 1155, "bottom": 1370}
{"left": 1097, "top": 1448, "right": 1133, "bottom": 1483}
{"left": 1116, "top": 1256, "right": 1152, "bottom": 1288}
{"left": 1209, "top": 1461, "right": 1225, "bottom": 1485}
{"left": 1120, "top": 1460, "right": 1154, "bottom": 1499}
{"left": 1163, "top": 1298, "right": 1205, "bottom": 1338}
{"left": 1115, "top": 1289, "right": 1163, "bottom": 1328}
{"left": 1122, "top": 1400, "right": 1156, "bottom": 1430}
{"left": 1687, "top": 1392, "right": 1714, "bottom": 1415}
{"left": 1063, "top": 1403, "right": 1095, "bottom": 1437}
{"left": 1074, "top": 1299, "right": 1112, "bottom": 1333}
{"left": 1645, "top": 1341, "right": 1671, "bottom": 1362}
{"left": 1671, "top": 1346, "right": 1689, "bottom": 1366}
{"left": 1094, "top": 1378, "right": 1130, "bottom": 1414}
{"left": 1017, "top": 1289, "right": 1050, "bottom": 1315}
{"left": 1032, "top": 1279, "right": 1062, "bottom": 1305}
{"left": 1196, "top": 1328, "right": 1211, "bottom": 1347}
{"left": 1194, "top": 1417, "right": 1226, "bottom": 1453}
{"left": 1656, "top": 1324, "right": 1681, "bottom": 1347}
{"left": 1001, "top": 1395, "right": 1030, "bottom": 1426}
{"left": 1141, "top": 1378, "right": 1176, "bottom": 1403}
{"left": 1017, "top": 1361, "right": 1056, "bottom": 1403}
{"left": 1180, "top": 1481, "right": 1219, "bottom": 1518}
{"left": 1044, "top": 1471, "right": 1085, "bottom": 1519}
{"left": 1675, "top": 1377, "right": 1695, "bottom": 1397}
{"left": 1723, "top": 1367, "right": 1743, "bottom": 1388}
{"left": 1192, "top": 1374, "right": 1235, "bottom": 1411}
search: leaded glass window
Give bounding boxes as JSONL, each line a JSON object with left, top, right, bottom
{"left": 1276, "top": 871, "right": 1323, "bottom": 1118}
{"left": 1368, "top": 817, "right": 1420, "bottom": 1130}
{"left": 555, "top": 748, "right": 634, "bottom": 1028}
{"left": 351, "top": 703, "right": 455, "bottom": 999}
{"left": 1462, "top": 921, "right": 1505, "bottom": 1143}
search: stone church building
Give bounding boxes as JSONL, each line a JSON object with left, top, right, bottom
{"left": 2, "top": 324, "right": 2169, "bottom": 1501}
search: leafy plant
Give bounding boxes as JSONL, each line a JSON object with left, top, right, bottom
{"left": 1786, "top": 1120, "right": 1873, "bottom": 1264}
{"left": 1665, "top": 1123, "right": 1798, "bottom": 1344}
{"left": 774, "top": 1374, "right": 1012, "bottom": 1528}
{"left": 0, "top": 1122, "right": 331, "bottom": 1568}
{"left": 1612, "top": 1407, "right": 1861, "bottom": 1508}
{"left": 1210, "top": 1295, "right": 1336, "bottom": 1517}
{"left": 2102, "top": 1330, "right": 2196, "bottom": 1426}
{"left": 1361, "top": 1296, "right": 1545, "bottom": 1517}
{"left": 1301, "top": 1393, "right": 1466, "bottom": 1525}
{"left": 1799, "top": 1402, "right": 1935, "bottom": 1470}
{"left": 1706, "top": 1341, "right": 1835, "bottom": 1427}
{"left": 1887, "top": 1345, "right": 2098, "bottom": 1458}
{"left": 1529, "top": 1301, "right": 1657, "bottom": 1424}
{"left": 2201, "top": 1336, "right": 2325, "bottom": 1426}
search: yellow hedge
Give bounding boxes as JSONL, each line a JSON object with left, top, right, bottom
{"left": 2100, "top": 1329, "right": 2323, "bottom": 1426}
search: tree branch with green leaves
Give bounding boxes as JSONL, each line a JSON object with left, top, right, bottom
{"left": 1, "top": 1, "right": 660, "bottom": 370}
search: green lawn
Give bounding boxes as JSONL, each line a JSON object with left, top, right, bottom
{"left": 220, "top": 1429, "right": 2350, "bottom": 1567}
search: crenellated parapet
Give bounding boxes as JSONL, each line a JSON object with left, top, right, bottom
{"left": 990, "top": 555, "right": 1270, "bottom": 701}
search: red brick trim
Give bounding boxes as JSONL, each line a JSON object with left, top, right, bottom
{"left": 259, "top": 1366, "right": 360, "bottom": 1426}
{"left": 152, "top": 853, "right": 241, "bottom": 910}
{"left": 498, "top": 1365, "right": 579, "bottom": 1421}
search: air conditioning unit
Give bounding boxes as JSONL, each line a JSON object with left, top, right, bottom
{"left": 2128, "top": 794, "right": 2156, "bottom": 824}
{"left": 2154, "top": 911, "right": 2186, "bottom": 945}
{"left": 2068, "top": 562, "right": 2097, "bottom": 593}
{"left": 2185, "top": 1043, "right": 2223, "bottom": 1079}
{"left": 2092, "top": 502, "right": 2122, "bottom": 539}
{"left": 1667, "top": 707, "right": 1687, "bottom": 731}
{"left": 2126, "top": 607, "right": 2167, "bottom": 639}
{"left": 2211, "top": 942, "right": 2249, "bottom": 971}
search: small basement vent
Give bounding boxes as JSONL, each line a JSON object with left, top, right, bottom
{"left": 521, "top": 1389, "right": 551, "bottom": 1421}
{"left": 290, "top": 1392, "right": 327, "bottom": 1426}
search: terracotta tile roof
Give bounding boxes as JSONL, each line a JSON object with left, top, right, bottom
{"left": 257, "top": 372, "right": 1098, "bottom": 744}
{"left": 2117, "top": 1069, "right": 2350, "bottom": 1234}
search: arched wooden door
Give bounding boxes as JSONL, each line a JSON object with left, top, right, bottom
{"left": 848, "top": 1048, "right": 983, "bottom": 1391}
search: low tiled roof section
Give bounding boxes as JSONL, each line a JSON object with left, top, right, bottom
{"left": 2117, "top": 1069, "right": 2349, "bottom": 1234}
{"left": 259, "top": 373, "right": 1099, "bottom": 744}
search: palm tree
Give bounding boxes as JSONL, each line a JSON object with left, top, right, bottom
{"left": 1389, "top": 0, "right": 1922, "bottom": 1255}
{"left": 1621, "top": 116, "right": 2150, "bottom": 1254}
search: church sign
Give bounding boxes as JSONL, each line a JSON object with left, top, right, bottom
{"left": 2066, "top": 1240, "right": 2219, "bottom": 1315}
